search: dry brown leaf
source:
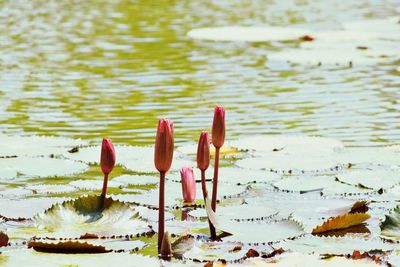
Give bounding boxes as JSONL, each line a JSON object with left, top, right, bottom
{"left": 28, "top": 240, "right": 110, "bottom": 253}
{"left": 0, "top": 232, "right": 9, "bottom": 247}
{"left": 311, "top": 213, "right": 370, "bottom": 234}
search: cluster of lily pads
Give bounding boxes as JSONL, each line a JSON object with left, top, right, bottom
{"left": 0, "top": 107, "right": 400, "bottom": 266}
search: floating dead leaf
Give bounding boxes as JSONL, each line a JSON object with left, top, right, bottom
{"left": 0, "top": 232, "right": 8, "bottom": 247}
{"left": 28, "top": 240, "right": 110, "bottom": 254}
{"left": 311, "top": 213, "right": 370, "bottom": 235}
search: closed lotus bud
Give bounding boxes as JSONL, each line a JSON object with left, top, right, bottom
{"left": 212, "top": 106, "right": 225, "bottom": 148}
{"left": 154, "top": 119, "right": 174, "bottom": 173}
{"left": 197, "top": 131, "right": 210, "bottom": 171}
{"left": 100, "top": 138, "right": 116, "bottom": 175}
{"left": 180, "top": 167, "right": 196, "bottom": 202}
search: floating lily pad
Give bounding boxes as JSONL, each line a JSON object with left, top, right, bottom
{"left": 33, "top": 195, "right": 150, "bottom": 238}
{"left": 0, "top": 157, "right": 88, "bottom": 179}
{"left": 187, "top": 26, "right": 310, "bottom": 42}
{"left": 222, "top": 219, "right": 304, "bottom": 244}
{"left": 25, "top": 184, "right": 77, "bottom": 195}
{"left": 279, "top": 235, "right": 394, "bottom": 255}
{"left": 112, "top": 174, "right": 159, "bottom": 186}
{"left": 0, "top": 197, "right": 69, "bottom": 220}
{"left": 189, "top": 204, "right": 278, "bottom": 222}
{"left": 69, "top": 179, "right": 124, "bottom": 191}
{"left": 336, "top": 170, "right": 400, "bottom": 190}
{"left": 380, "top": 206, "right": 400, "bottom": 240}
{"left": 112, "top": 181, "right": 247, "bottom": 208}
{"left": 0, "top": 134, "right": 87, "bottom": 157}
{"left": 182, "top": 239, "right": 247, "bottom": 262}
{"left": 334, "top": 147, "right": 400, "bottom": 168}
{"left": 135, "top": 206, "right": 175, "bottom": 222}
{"left": 214, "top": 167, "right": 280, "bottom": 185}
{"left": 0, "top": 249, "right": 160, "bottom": 266}
{"left": 150, "top": 219, "right": 208, "bottom": 236}
{"left": 0, "top": 188, "right": 33, "bottom": 198}
{"left": 272, "top": 175, "right": 373, "bottom": 195}
{"left": 238, "top": 252, "right": 380, "bottom": 266}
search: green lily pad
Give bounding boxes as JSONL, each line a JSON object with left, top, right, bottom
{"left": 112, "top": 174, "right": 159, "bottom": 186}
{"left": 278, "top": 235, "right": 394, "bottom": 255}
{"left": 0, "top": 157, "right": 88, "bottom": 179}
{"left": 189, "top": 204, "right": 278, "bottom": 222}
{"left": 24, "top": 184, "right": 77, "bottom": 195}
{"left": 336, "top": 170, "right": 400, "bottom": 190}
{"left": 69, "top": 179, "right": 124, "bottom": 191}
{"left": 0, "top": 249, "right": 160, "bottom": 266}
{"left": 0, "top": 134, "right": 87, "bottom": 158}
{"left": 380, "top": 206, "right": 400, "bottom": 240}
{"left": 0, "top": 197, "right": 69, "bottom": 220}
{"left": 33, "top": 195, "right": 150, "bottom": 239}
{"left": 272, "top": 175, "right": 374, "bottom": 195}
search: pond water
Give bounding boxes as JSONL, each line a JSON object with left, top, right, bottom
{"left": 0, "top": 0, "right": 399, "bottom": 146}
{"left": 1, "top": 0, "right": 400, "bottom": 266}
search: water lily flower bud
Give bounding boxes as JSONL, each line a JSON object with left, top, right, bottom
{"left": 100, "top": 138, "right": 116, "bottom": 175}
{"left": 154, "top": 119, "right": 174, "bottom": 173}
{"left": 212, "top": 106, "right": 225, "bottom": 148}
{"left": 197, "top": 131, "right": 210, "bottom": 171}
{"left": 180, "top": 167, "right": 196, "bottom": 202}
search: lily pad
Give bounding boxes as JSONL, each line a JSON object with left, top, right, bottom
{"left": 0, "top": 197, "right": 69, "bottom": 220}
{"left": 182, "top": 239, "right": 247, "bottom": 262}
{"left": 0, "top": 157, "right": 88, "bottom": 179}
{"left": 189, "top": 204, "right": 278, "bottom": 222}
{"left": 0, "top": 134, "right": 87, "bottom": 158}
{"left": 0, "top": 249, "right": 161, "bottom": 266}
{"left": 336, "top": 170, "right": 400, "bottom": 190}
{"left": 33, "top": 195, "right": 150, "bottom": 238}
{"left": 187, "top": 26, "right": 310, "bottom": 42}
{"left": 24, "top": 184, "right": 77, "bottom": 195}
{"left": 69, "top": 179, "right": 124, "bottom": 191}
{"left": 238, "top": 252, "right": 381, "bottom": 266}
{"left": 272, "top": 175, "right": 374, "bottom": 195}
{"left": 112, "top": 174, "right": 159, "bottom": 186}
{"left": 380, "top": 206, "right": 400, "bottom": 240}
{"left": 222, "top": 219, "right": 304, "bottom": 244}
{"left": 279, "top": 235, "right": 394, "bottom": 255}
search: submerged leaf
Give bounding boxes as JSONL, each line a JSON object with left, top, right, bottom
{"left": 311, "top": 213, "right": 370, "bottom": 234}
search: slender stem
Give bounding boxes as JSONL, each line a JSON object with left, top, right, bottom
{"left": 202, "top": 169, "right": 215, "bottom": 238}
{"left": 158, "top": 171, "right": 166, "bottom": 252}
{"left": 201, "top": 170, "right": 207, "bottom": 199}
{"left": 210, "top": 147, "right": 220, "bottom": 239}
{"left": 99, "top": 173, "right": 108, "bottom": 210}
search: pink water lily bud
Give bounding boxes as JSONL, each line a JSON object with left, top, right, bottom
{"left": 180, "top": 167, "right": 196, "bottom": 202}
{"left": 197, "top": 131, "right": 210, "bottom": 171}
{"left": 154, "top": 119, "right": 174, "bottom": 173}
{"left": 212, "top": 106, "right": 225, "bottom": 148}
{"left": 100, "top": 138, "right": 116, "bottom": 175}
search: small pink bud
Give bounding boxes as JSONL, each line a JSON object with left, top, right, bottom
{"left": 212, "top": 106, "right": 225, "bottom": 148}
{"left": 197, "top": 131, "right": 210, "bottom": 171}
{"left": 100, "top": 138, "right": 116, "bottom": 175}
{"left": 154, "top": 119, "right": 174, "bottom": 173}
{"left": 180, "top": 167, "right": 196, "bottom": 202}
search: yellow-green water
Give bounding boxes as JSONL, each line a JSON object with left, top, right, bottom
{"left": 0, "top": 0, "right": 399, "bottom": 146}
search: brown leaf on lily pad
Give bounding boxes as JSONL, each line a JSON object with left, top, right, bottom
{"left": 28, "top": 240, "right": 110, "bottom": 254}
{"left": 0, "top": 231, "right": 9, "bottom": 247}
{"left": 312, "top": 213, "right": 370, "bottom": 235}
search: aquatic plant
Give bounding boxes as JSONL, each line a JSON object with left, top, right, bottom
{"left": 180, "top": 167, "right": 196, "bottom": 203}
{"left": 211, "top": 106, "right": 225, "bottom": 239}
{"left": 99, "top": 138, "right": 116, "bottom": 208}
{"left": 154, "top": 119, "right": 174, "bottom": 252}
